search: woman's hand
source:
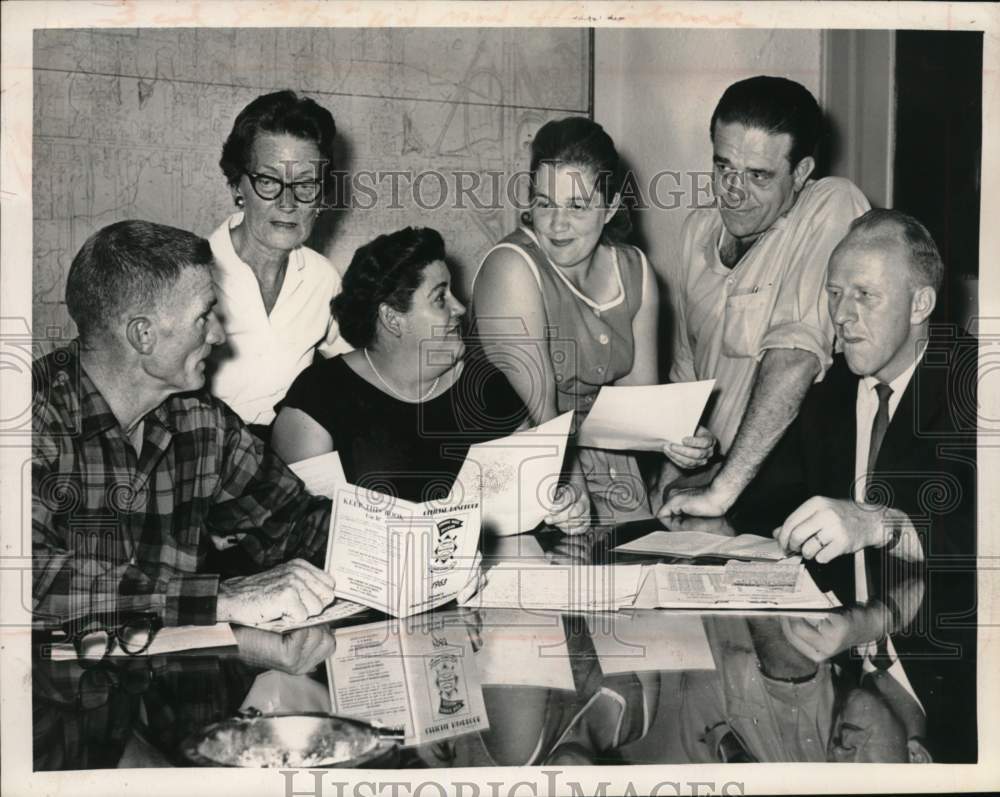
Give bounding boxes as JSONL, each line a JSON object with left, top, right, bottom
{"left": 662, "top": 425, "right": 716, "bottom": 470}
{"left": 544, "top": 478, "right": 592, "bottom": 535}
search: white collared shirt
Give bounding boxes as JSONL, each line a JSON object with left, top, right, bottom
{"left": 207, "top": 213, "right": 351, "bottom": 425}
{"left": 852, "top": 342, "right": 927, "bottom": 708}
{"left": 853, "top": 343, "right": 927, "bottom": 502}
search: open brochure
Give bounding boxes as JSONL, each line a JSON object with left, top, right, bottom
{"left": 290, "top": 451, "right": 482, "bottom": 619}
{"left": 652, "top": 562, "right": 840, "bottom": 610}
{"left": 290, "top": 413, "right": 573, "bottom": 541}
{"left": 577, "top": 380, "right": 715, "bottom": 451}
{"left": 614, "top": 529, "right": 790, "bottom": 562}
{"left": 327, "top": 464, "right": 482, "bottom": 618}
{"left": 326, "top": 617, "right": 488, "bottom": 745}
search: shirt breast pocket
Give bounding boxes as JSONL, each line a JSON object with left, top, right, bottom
{"left": 722, "top": 287, "right": 771, "bottom": 359}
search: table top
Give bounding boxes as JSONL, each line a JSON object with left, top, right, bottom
{"left": 31, "top": 518, "right": 977, "bottom": 770}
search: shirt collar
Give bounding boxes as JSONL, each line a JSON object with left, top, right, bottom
{"left": 74, "top": 345, "right": 177, "bottom": 439}
{"left": 861, "top": 339, "right": 928, "bottom": 398}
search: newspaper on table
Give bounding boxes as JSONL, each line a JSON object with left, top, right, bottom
{"left": 614, "top": 529, "right": 790, "bottom": 562}
{"left": 652, "top": 562, "right": 840, "bottom": 610}
{"left": 577, "top": 380, "right": 715, "bottom": 451}
{"left": 326, "top": 616, "right": 488, "bottom": 745}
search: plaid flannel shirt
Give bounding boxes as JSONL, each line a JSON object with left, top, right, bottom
{"left": 32, "top": 344, "right": 332, "bottom": 627}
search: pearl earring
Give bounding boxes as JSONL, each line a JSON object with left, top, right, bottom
{"left": 235, "top": 195, "right": 245, "bottom": 208}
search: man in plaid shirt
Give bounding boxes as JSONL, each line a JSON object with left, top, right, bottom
{"left": 32, "top": 220, "right": 338, "bottom": 628}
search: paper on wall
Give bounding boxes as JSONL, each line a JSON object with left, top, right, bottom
{"left": 577, "top": 380, "right": 715, "bottom": 451}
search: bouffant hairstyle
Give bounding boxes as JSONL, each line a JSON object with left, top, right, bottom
{"left": 710, "top": 75, "right": 822, "bottom": 168}
{"left": 522, "top": 116, "right": 631, "bottom": 244}
{"left": 66, "top": 220, "right": 213, "bottom": 345}
{"left": 219, "top": 90, "right": 337, "bottom": 198}
{"left": 332, "top": 227, "right": 446, "bottom": 349}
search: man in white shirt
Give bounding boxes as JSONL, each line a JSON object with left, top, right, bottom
{"left": 661, "top": 76, "right": 870, "bottom": 518}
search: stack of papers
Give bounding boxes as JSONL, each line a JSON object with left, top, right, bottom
{"left": 461, "top": 563, "right": 647, "bottom": 612}
{"left": 652, "top": 563, "right": 840, "bottom": 610}
{"left": 577, "top": 380, "right": 715, "bottom": 451}
{"left": 614, "top": 530, "right": 790, "bottom": 562}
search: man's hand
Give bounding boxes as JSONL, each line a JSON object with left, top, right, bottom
{"left": 544, "top": 479, "right": 592, "bottom": 535}
{"left": 662, "top": 425, "right": 717, "bottom": 470}
{"left": 772, "top": 496, "right": 885, "bottom": 563}
{"left": 233, "top": 624, "right": 337, "bottom": 675}
{"left": 779, "top": 608, "right": 881, "bottom": 663}
{"left": 217, "top": 559, "right": 337, "bottom": 626}
{"left": 658, "top": 483, "right": 736, "bottom": 519}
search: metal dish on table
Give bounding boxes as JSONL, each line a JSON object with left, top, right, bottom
{"left": 181, "top": 710, "right": 403, "bottom": 768}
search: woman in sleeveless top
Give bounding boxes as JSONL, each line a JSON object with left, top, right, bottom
{"left": 473, "top": 117, "right": 716, "bottom": 526}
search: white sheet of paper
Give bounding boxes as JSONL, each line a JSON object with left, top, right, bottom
{"left": 474, "top": 609, "right": 575, "bottom": 689}
{"left": 577, "top": 380, "right": 715, "bottom": 451}
{"left": 585, "top": 612, "right": 715, "bottom": 673}
{"left": 464, "top": 411, "right": 573, "bottom": 537}
{"left": 615, "top": 530, "right": 787, "bottom": 561}
{"left": 328, "top": 456, "right": 482, "bottom": 618}
{"left": 48, "top": 622, "right": 237, "bottom": 661}
{"left": 463, "top": 563, "right": 644, "bottom": 611}
{"left": 289, "top": 451, "right": 348, "bottom": 499}
{"left": 653, "top": 563, "right": 840, "bottom": 610}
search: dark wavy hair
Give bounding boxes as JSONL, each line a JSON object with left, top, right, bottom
{"left": 219, "top": 90, "right": 337, "bottom": 199}
{"left": 710, "top": 76, "right": 822, "bottom": 168}
{"left": 332, "top": 227, "right": 447, "bottom": 349}
{"left": 521, "top": 116, "right": 631, "bottom": 244}
{"left": 66, "top": 220, "right": 213, "bottom": 345}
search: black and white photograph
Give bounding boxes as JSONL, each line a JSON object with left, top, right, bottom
{"left": 1, "top": 2, "right": 997, "bottom": 795}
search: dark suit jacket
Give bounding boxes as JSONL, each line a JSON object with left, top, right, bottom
{"left": 735, "top": 325, "right": 978, "bottom": 762}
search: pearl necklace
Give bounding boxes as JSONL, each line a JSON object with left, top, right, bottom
{"left": 363, "top": 348, "right": 440, "bottom": 402}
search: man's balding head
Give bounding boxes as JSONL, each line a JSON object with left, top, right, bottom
{"left": 826, "top": 209, "right": 941, "bottom": 382}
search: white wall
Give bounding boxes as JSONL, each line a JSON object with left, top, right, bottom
{"left": 594, "top": 29, "right": 823, "bottom": 279}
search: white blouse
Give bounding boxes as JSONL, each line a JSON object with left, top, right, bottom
{"left": 207, "top": 212, "right": 351, "bottom": 425}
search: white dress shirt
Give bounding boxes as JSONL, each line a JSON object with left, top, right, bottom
{"left": 852, "top": 343, "right": 926, "bottom": 706}
{"left": 208, "top": 213, "right": 351, "bottom": 425}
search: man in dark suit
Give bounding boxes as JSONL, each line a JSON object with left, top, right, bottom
{"left": 738, "top": 208, "right": 977, "bottom": 761}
